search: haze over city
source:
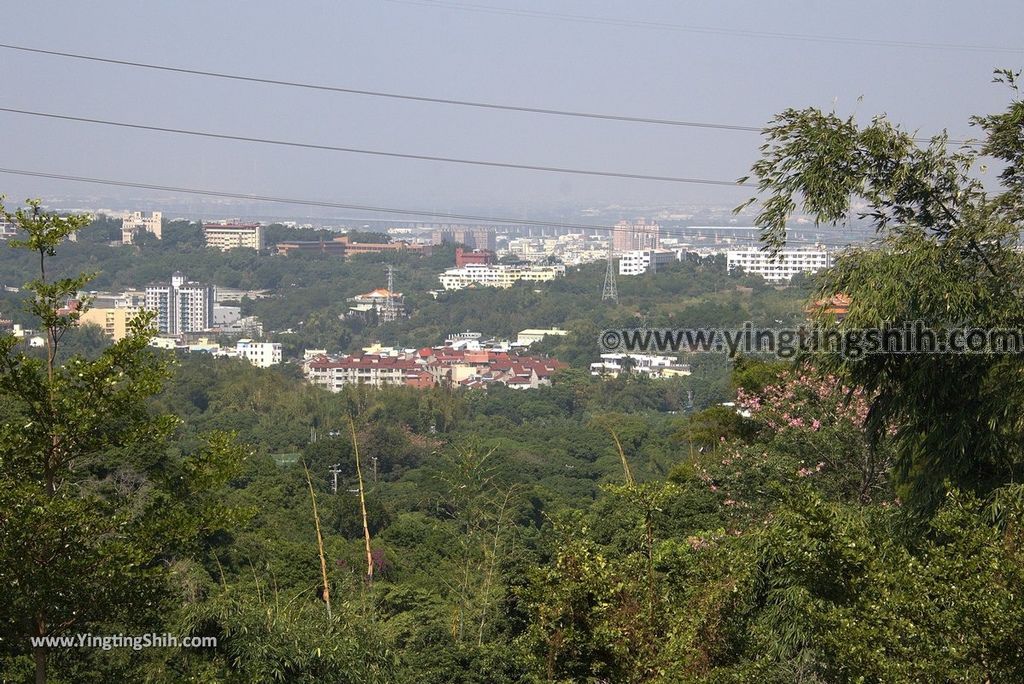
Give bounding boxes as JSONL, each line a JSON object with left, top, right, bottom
{"left": 3, "top": 0, "right": 1021, "bottom": 219}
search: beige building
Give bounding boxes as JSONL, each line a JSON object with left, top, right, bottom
{"left": 121, "top": 211, "right": 162, "bottom": 245}
{"left": 79, "top": 306, "right": 140, "bottom": 341}
{"left": 203, "top": 222, "right": 264, "bottom": 251}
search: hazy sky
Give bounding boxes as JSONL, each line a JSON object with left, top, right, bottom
{"left": 2, "top": 0, "right": 1021, "bottom": 217}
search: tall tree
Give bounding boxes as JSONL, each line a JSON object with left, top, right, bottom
{"left": 740, "top": 70, "right": 1024, "bottom": 511}
{"left": 0, "top": 199, "right": 245, "bottom": 683}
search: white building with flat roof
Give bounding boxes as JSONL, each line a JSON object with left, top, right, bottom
{"left": 590, "top": 353, "right": 691, "bottom": 379}
{"left": 618, "top": 249, "right": 678, "bottom": 276}
{"left": 236, "top": 340, "right": 282, "bottom": 368}
{"left": 439, "top": 263, "right": 565, "bottom": 290}
{"left": 726, "top": 246, "right": 831, "bottom": 282}
{"left": 121, "top": 211, "right": 162, "bottom": 244}
{"left": 516, "top": 328, "right": 568, "bottom": 346}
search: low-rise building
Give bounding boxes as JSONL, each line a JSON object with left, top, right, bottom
{"left": 276, "top": 235, "right": 430, "bottom": 259}
{"left": 121, "top": 211, "right": 162, "bottom": 244}
{"left": 303, "top": 346, "right": 565, "bottom": 392}
{"left": 305, "top": 354, "right": 430, "bottom": 391}
{"left": 516, "top": 328, "right": 569, "bottom": 346}
{"left": 590, "top": 353, "right": 691, "bottom": 379}
{"left": 618, "top": 249, "right": 678, "bottom": 276}
{"left": 439, "top": 263, "right": 565, "bottom": 290}
{"left": 78, "top": 306, "right": 141, "bottom": 341}
{"left": 455, "top": 247, "right": 495, "bottom": 267}
{"left": 726, "top": 246, "right": 831, "bottom": 282}
{"left": 203, "top": 222, "right": 264, "bottom": 251}
{"left": 0, "top": 217, "right": 19, "bottom": 240}
{"left": 346, "top": 288, "right": 406, "bottom": 319}
{"left": 236, "top": 339, "right": 282, "bottom": 368}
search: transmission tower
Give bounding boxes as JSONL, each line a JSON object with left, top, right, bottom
{"left": 380, "top": 265, "right": 400, "bottom": 323}
{"left": 602, "top": 243, "right": 618, "bottom": 303}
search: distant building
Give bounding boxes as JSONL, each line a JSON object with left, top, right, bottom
{"left": 303, "top": 347, "right": 565, "bottom": 392}
{"left": 439, "top": 263, "right": 565, "bottom": 290}
{"left": 431, "top": 226, "right": 496, "bottom": 251}
{"left": 121, "top": 211, "right": 162, "bottom": 245}
{"left": 612, "top": 219, "right": 660, "bottom": 253}
{"left": 0, "top": 218, "right": 17, "bottom": 240}
{"left": 236, "top": 339, "right": 282, "bottom": 368}
{"left": 807, "top": 293, "right": 851, "bottom": 321}
{"left": 203, "top": 222, "right": 264, "bottom": 251}
{"left": 275, "top": 235, "right": 430, "bottom": 259}
{"left": 274, "top": 237, "right": 348, "bottom": 257}
{"left": 305, "top": 354, "right": 431, "bottom": 391}
{"left": 590, "top": 353, "right": 691, "bottom": 379}
{"left": 213, "top": 305, "right": 242, "bottom": 327}
{"left": 455, "top": 247, "right": 495, "bottom": 267}
{"left": 145, "top": 271, "right": 214, "bottom": 336}
{"left": 516, "top": 328, "right": 569, "bottom": 346}
{"left": 78, "top": 306, "right": 141, "bottom": 341}
{"left": 347, "top": 288, "right": 406, "bottom": 318}
{"left": 618, "top": 249, "right": 677, "bottom": 276}
{"left": 726, "top": 246, "right": 831, "bottom": 282}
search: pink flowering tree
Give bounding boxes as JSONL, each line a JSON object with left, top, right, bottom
{"left": 677, "top": 365, "right": 894, "bottom": 525}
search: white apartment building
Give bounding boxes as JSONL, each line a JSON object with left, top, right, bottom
{"left": 618, "top": 249, "right": 678, "bottom": 276}
{"left": 726, "top": 246, "right": 832, "bottom": 282}
{"left": 590, "top": 353, "right": 692, "bottom": 379}
{"left": 516, "top": 328, "right": 569, "bottom": 346}
{"left": 203, "top": 222, "right": 264, "bottom": 251}
{"left": 235, "top": 340, "right": 282, "bottom": 368}
{"left": 121, "top": 211, "right": 162, "bottom": 244}
{"left": 0, "top": 218, "right": 17, "bottom": 239}
{"left": 439, "top": 263, "right": 565, "bottom": 290}
{"left": 145, "top": 272, "right": 214, "bottom": 336}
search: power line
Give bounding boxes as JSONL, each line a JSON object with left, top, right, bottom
{"left": 0, "top": 166, "right": 848, "bottom": 246}
{"left": 0, "top": 43, "right": 974, "bottom": 145}
{"left": 382, "top": 0, "right": 1024, "bottom": 54}
{"left": 0, "top": 106, "right": 752, "bottom": 187}
{"left": 0, "top": 43, "right": 763, "bottom": 133}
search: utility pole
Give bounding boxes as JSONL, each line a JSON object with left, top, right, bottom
{"left": 329, "top": 463, "right": 343, "bottom": 494}
{"left": 371, "top": 456, "right": 378, "bottom": 483}
{"left": 602, "top": 242, "right": 618, "bottom": 303}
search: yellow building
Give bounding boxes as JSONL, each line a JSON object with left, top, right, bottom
{"left": 78, "top": 307, "right": 139, "bottom": 341}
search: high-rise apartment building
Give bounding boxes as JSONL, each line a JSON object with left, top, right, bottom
{"left": 121, "top": 211, "right": 162, "bottom": 244}
{"left": 612, "top": 219, "right": 661, "bottom": 253}
{"left": 145, "top": 271, "right": 214, "bottom": 335}
{"left": 203, "top": 222, "right": 264, "bottom": 251}
{"left": 430, "top": 225, "right": 496, "bottom": 251}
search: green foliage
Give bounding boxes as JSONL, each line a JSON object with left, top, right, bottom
{"left": 0, "top": 200, "right": 248, "bottom": 683}
{"left": 742, "top": 72, "right": 1024, "bottom": 512}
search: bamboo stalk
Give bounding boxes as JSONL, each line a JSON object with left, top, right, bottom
{"left": 349, "top": 418, "right": 375, "bottom": 580}
{"left": 610, "top": 429, "right": 635, "bottom": 485}
{"left": 302, "top": 459, "right": 332, "bottom": 618}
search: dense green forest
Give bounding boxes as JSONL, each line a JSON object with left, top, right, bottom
{"left": 4, "top": 78, "right": 1024, "bottom": 683}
